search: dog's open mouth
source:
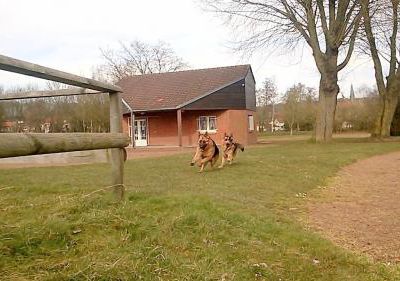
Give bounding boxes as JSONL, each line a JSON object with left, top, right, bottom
{"left": 199, "top": 143, "right": 207, "bottom": 150}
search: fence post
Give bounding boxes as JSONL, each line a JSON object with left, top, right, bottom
{"left": 109, "top": 92, "right": 125, "bottom": 200}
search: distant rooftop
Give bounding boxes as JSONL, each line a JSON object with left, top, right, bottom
{"left": 118, "top": 65, "right": 252, "bottom": 112}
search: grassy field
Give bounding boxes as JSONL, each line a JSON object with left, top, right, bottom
{"left": 1, "top": 139, "right": 400, "bottom": 280}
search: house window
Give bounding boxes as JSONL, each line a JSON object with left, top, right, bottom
{"left": 248, "top": 115, "right": 254, "bottom": 131}
{"left": 198, "top": 116, "right": 217, "bottom": 132}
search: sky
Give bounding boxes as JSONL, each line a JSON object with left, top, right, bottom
{"left": 0, "top": 0, "right": 376, "bottom": 98}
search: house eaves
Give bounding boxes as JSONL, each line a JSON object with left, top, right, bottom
{"left": 176, "top": 77, "right": 245, "bottom": 110}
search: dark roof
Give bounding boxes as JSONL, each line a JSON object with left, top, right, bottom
{"left": 118, "top": 65, "right": 251, "bottom": 112}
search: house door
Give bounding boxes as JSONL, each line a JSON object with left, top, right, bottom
{"left": 134, "top": 119, "right": 148, "bottom": 146}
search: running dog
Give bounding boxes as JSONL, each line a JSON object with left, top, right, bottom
{"left": 219, "top": 133, "right": 244, "bottom": 168}
{"left": 190, "top": 132, "right": 219, "bottom": 172}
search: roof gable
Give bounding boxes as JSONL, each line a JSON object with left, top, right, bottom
{"left": 118, "top": 65, "right": 251, "bottom": 111}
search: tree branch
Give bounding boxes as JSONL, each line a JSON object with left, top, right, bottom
{"left": 337, "top": 12, "right": 362, "bottom": 71}
{"left": 389, "top": 0, "right": 399, "bottom": 76}
{"left": 360, "top": 0, "right": 386, "bottom": 95}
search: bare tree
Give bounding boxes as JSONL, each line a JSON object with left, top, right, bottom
{"left": 282, "top": 83, "right": 316, "bottom": 134}
{"left": 335, "top": 93, "right": 379, "bottom": 132}
{"left": 360, "top": 0, "right": 400, "bottom": 137}
{"left": 298, "top": 86, "right": 318, "bottom": 130}
{"left": 99, "top": 40, "right": 188, "bottom": 82}
{"left": 283, "top": 84, "right": 301, "bottom": 135}
{"left": 257, "top": 78, "right": 279, "bottom": 132}
{"left": 202, "top": 0, "right": 362, "bottom": 142}
{"left": 45, "top": 81, "right": 69, "bottom": 91}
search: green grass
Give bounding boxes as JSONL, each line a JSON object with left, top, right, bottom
{"left": 1, "top": 140, "right": 400, "bottom": 280}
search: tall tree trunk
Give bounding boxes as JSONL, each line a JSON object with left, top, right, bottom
{"left": 373, "top": 92, "right": 399, "bottom": 137}
{"left": 271, "top": 103, "right": 275, "bottom": 133}
{"left": 315, "top": 69, "right": 339, "bottom": 142}
{"left": 290, "top": 114, "right": 295, "bottom": 136}
{"left": 360, "top": 0, "right": 399, "bottom": 139}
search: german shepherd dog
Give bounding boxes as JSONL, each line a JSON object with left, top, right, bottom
{"left": 219, "top": 133, "right": 244, "bottom": 168}
{"left": 190, "top": 132, "right": 219, "bottom": 172}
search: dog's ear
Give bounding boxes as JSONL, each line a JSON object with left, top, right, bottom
{"left": 198, "top": 131, "right": 201, "bottom": 137}
{"left": 204, "top": 131, "right": 208, "bottom": 137}
{"left": 229, "top": 133, "right": 233, "bottom": 138}
{"left": 224, "top": 132, "right": 227, "bottom": 137}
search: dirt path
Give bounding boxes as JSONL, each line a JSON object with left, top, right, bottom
{"left": 309, "top": 151, "right": 400, "bottom": 262}
{"left": 125, "top": 147, "right": 193, "bottom": 159}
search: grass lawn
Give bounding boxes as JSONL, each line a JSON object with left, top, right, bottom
{"left": 1, "top": 140, "right": 400, "bottom": 280}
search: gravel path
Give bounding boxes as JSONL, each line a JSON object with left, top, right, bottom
{"left": 309, "top": 151, "right": 400, "bottom": 262}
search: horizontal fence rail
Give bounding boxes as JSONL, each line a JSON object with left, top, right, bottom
{"left": 0, "top": 88, "right": 103, "bottom": 101}
{"left": 0, "top": 53, "right": 126, "bottom": 199}
{"left": 0, "top": 133, "right": 129, "bottom": 158}
{"left": 0, "top": 54, "right": 122, "bottom": 93}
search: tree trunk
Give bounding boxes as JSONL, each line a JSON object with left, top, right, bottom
{"left": 289, "top": 120, "right": 294, "bottom": 136}
{"left": 315, "top": 70, "right": 339, "bottom": 142}
{"left": 271, "top": 103, "right": 275, "bottom": 133}
{"left": 372, "top": 93, "right": 399, "bottom": 138}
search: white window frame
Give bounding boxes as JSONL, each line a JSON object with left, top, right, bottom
{"left": 198, "top": 116, "right": 217, "bottom": 133}
{"left": 127, "top": 117, "right": 132, "bottom": 138}
{"left": 248, "top": 115, "right": 255, "bottom": 132}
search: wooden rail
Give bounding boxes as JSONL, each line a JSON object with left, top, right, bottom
{"left": 0, "top": 54, "right": 127, "bottom": 200}
{"left": 0, "top": 54, "right": 121, "bottom": 93}
{"left": 0, "top": 133, "right": 129, "bottom": 158}
{"left": 0, "top": 88, "right": 102, "bottom": 101}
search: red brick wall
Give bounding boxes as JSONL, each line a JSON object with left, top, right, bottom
{"left": 122, "top": 116, "right": 129, "bottom": 136}
{"left": 148, "top": 112, "right": 178, "bottom": 146}
{"left": 122, "top": 109, "right": 257, "bottom": 146}
{"left": 181, "top": 110, "right": 224, "bottom": 146}
{"left": 223, "top": 110, "right": 257, "bottom": 145}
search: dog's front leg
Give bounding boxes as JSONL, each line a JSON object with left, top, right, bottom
{"left": 199, "top": 162, "right": 208, "bottom": 172}
{"left": 199, "top": 158, "right": 210, "bottom": 172}
{"left": 218, "top": 155, "right": 226, "bottom": 168}
{"left": 190, "top": 149, "right": 201, "bottom": 166}
{"left": 199, "top": 163, "right": 205, "bottom": 172}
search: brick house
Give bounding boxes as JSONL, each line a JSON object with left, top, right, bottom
{"left": 118, "top": 65, "right": 257, "bottom": 147}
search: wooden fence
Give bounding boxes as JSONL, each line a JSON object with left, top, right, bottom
{"left": 0, "top": 54, "right": 128, "bottom": 200}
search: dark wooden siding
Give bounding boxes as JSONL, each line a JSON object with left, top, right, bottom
{"left": 244, "top": 70, "right": 256, "bottom": 111}
{"left": 183, "top": 79, "right": 246, "bottom": 110}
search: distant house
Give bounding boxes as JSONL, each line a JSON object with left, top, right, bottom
{"left": 118, "top": 65, "right": 257, "bottom": 147}
{"left": 269, "top": 119, "right": 285, "bottom": 131}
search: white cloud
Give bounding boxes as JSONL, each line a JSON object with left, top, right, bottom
{"left": 0, "top": 0, "right": 375, "bottom": 97}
